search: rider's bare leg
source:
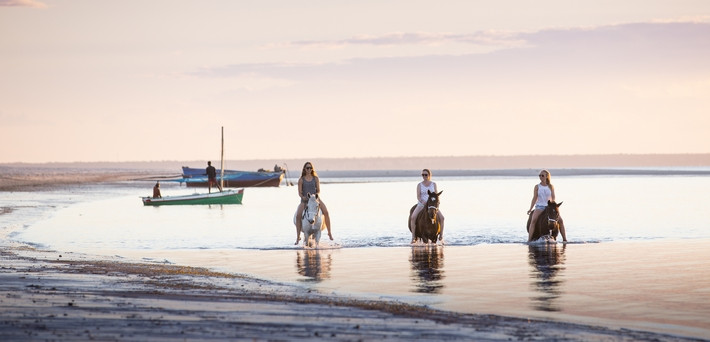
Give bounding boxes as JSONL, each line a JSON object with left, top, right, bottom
{"left": 528, "top": 209, "right": 542, "bottom": 242}
{"left": 437, "top": 211, "right": 445, "bottom": 243}
{"left": 409, "top": 205, "right": 423, "bottom": 243}
{"left": 295, "top": 202, "right": 305, "bottom": 245}
{"left": 559, "top": 217, "right": 568, "bottom": 242}
{"left": 319, "top": 202, "right": 333, "bottom": 240}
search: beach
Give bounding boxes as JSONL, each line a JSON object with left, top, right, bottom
{"left": 1, "top": 166, "right": 709, "bottom": 341}
{"left": 2, "top": 245, "right": 703, "bottom": 341}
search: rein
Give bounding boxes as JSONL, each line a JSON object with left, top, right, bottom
{"left": 303, "top": 199, "right": 320, "bottom": 221}
{"left": 427, "top": 204, "right": 439, "bottom": 222}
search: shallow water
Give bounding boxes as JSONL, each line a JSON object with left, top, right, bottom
{"left": 11, "top": 175, "right": 710, "bottom": 250}
{"left": 3, "top": 173, "right": 710, "bottom": 339}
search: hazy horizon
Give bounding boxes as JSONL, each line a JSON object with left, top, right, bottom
{"left": 3, "top": 153, "right": 710, "bottom": 171}
{"left": 2, "top": 1, "right": 709, "bottom": 163}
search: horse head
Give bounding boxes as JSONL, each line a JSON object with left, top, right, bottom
{"left": 426, "top": 190, "right": 443, "bottom": 224}
{"left": 545, "top": 200, "right": 563, "bottom": 227}
{"left": 304, "top": 193, "right": 321, "bottom": 224}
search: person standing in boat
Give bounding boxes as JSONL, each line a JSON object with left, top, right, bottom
{"left": 152, "top": 181, "right": 162, "bottom": 198}
{"left": 295, "top": 162, "right": 333, "bottom": 245}
{"left": 409, "top": 169, "right": 445, "bottom": 243}
{"left": 527, "top": 169, "right": 567, "bottom": 242}
{"left": 206, "top": 161, "right": 222, "bottom": 193}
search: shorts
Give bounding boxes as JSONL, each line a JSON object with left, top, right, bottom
{"left": 534, "top": 204, "right": 547, "bottom": 210}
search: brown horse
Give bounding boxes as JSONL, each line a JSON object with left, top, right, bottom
{"left": 526, "top": 200, "right": 563, "bottom": 242}
{"left": 409, "top": 190, "right": 443, "bottom": 243}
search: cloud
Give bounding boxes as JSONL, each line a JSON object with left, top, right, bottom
{"left": 0, "top": 0, "right": 47, "bottom": 8}
{"left": 198, "top": 21, "right": 710, "bottom": 85}
{"left": 273, "top": 31, "right": 526, "bottom": 49}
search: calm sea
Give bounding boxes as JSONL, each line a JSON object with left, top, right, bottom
{"left": 8, "top": 173, "right": 710, "bottom": 249}
{"left": 2, "top": 171, "right": 710, "bottom": 338}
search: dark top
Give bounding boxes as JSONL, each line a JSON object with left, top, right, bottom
{"left": 206, "top": 165, "right": 217, "bottom": 179}
{"left": 300, "top": 176, "right": 318, "bottom": 200}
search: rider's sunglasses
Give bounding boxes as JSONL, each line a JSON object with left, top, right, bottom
{"left": 306, "top": 167, "right": 312, "bottom": 170}
{"left": 422, "top": 174, "right": 429, "bottom": 177}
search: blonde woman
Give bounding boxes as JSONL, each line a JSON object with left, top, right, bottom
{"left": 295, "top": 162, "right": 333, "bottom": 245}
{"left": 527, "top": 169, "right": 567, "bottom": 242}
{"left": 409, "top": 169, "right": 445, "bottom": 243}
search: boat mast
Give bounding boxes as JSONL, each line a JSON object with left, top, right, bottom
{"left": 220, "top": 126, "right": 225, "bottom": 190}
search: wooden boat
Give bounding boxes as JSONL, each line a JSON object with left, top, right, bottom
{"left": 142, "top": 188, "right": 243, "bottom": 206}
{"left": 181, "top": 166, "right": 284, "bottom": 188}
{"left": 142, "top": 127, "right": 245, "bottom": 206}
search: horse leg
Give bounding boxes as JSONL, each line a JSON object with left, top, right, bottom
{"left": 301, "top": 219, "right": 310, "bottom": 248}
{"left": 314, "top": 218, "right": 322, "bottom": 249}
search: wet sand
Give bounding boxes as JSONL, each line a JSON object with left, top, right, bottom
{"left": 103, "top": 240, "right": 710, "bottom": 340}
{"left": 1, "top": 246, "right": 701, "bottom": 341}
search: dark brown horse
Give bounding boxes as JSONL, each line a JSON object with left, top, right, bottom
{"left": 526, "top": 200, "right": 563, "bottom": 242}
{"left": 409, "top": 190, "right": 443, "bottom": 243}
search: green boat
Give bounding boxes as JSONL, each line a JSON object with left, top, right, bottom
{"left": 142, "top": 126, "right": 246, "bottom": 206}
{"left": 142, "top": 188, "right": 243, "bottom": 206}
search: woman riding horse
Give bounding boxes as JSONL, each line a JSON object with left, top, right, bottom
{"left": 409, "top": 169, "right": 445, "bottom": 244}
{"left": 527, "top": 169, "right": 567, "bottom": 242}
{"left": 295, "top": 162, "right": 333, "bottom": 245}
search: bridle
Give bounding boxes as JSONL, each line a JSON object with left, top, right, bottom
{"left": 544, "top": 206, "right": 559, "bottom": 225}
{"left": 427, "top": 196, "right": 440, "bottom": 223}
{"left": 302, "top": 196, "right": 321, "bottom": 223}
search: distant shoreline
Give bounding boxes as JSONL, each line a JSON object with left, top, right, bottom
{"left": 2, "top": 165, "right": 709, "bottom": 191}
{"left": 3, "top": 153, "right": 710, "bottom": 191}
{"left": 3, "top": 153, "right": 710, "bottom": 172}
{"left": 315, "top": 167, "right": 710, "bottom": 180}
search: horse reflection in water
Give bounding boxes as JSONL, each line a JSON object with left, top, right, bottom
{"left": 409, "top": 245, "right": 445, "bottom": 293}
{"left": 295, "top": 249, "right": 332, "bottom": 282}
{"left": 528, "top": 243, "right": 566, "bottom": 312}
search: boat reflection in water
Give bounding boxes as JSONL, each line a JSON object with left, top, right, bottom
{"left": 295, "top": 249, "right": 333, "bottom": 282}
{"left": 409, "top": 245, "right": 445, "bottom": 293}
{"left": 528, "top": 243, "right": 566, "bottom": 312}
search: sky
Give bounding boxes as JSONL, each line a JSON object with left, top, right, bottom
{"left": 1, "top": 1, "right": 709, "bottom": 163}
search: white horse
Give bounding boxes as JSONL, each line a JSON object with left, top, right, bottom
{"left": 294, "top": 193, "right": 325, "bottom": 248}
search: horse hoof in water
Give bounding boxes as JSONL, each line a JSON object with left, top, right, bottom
{"left": 530, "top": 235, "right": 556, "bottom": 244}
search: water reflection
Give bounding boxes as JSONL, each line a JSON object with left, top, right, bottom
{"left": 409, "top": 245, "right": 445, "bottom": 293}
{"left": 295, "top": 249, "right": 332, "bottom": 282}
{"left": 528, "top": 244, "right": 566, "bottom": 312}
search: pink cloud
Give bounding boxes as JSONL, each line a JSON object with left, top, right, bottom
{"left": 201, "top": 21, "right": 710, "bottom": 84}
{"left": 0, "top": 0, "right": 47, "bottom": 8}
{"left": 276, "top": 31, "right": 524, "bottom": 49}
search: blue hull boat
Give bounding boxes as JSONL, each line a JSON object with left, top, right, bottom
{"left": 181, "top": 166, "right": 284, "bottom": 188}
